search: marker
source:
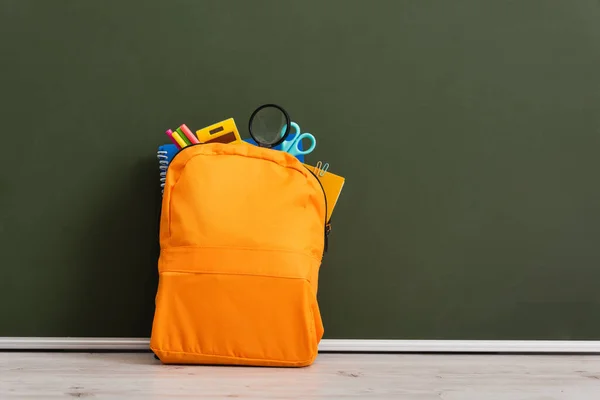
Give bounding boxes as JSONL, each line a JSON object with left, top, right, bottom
{"left": 179, "top": 124, "right": 199, "bottom": 144}
{"left": 175, "top": 127, "right": 192, "bottom": 146}
{"left": 171, "top": 131, "right": 188, "bottom": 149}
{"left": 164, "top": 129, "right": 181, "bottom": 149}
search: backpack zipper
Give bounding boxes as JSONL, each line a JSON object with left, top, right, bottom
{"left": 165, "top": 143, "right": 330, "bottom": 253}
{"left": 305, "top": 166, "right": 330, "bottom": 254}
{"left": 168, "top": 142, "right": 203, "bottom": 164}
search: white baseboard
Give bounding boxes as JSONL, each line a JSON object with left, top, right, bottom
{"left": 319, "top": 339, "right": 600, "bottom": 353}
{"left": 1, "top": 337, "right": 600, "bottom": 353}
{"left": 0, "top": 337, "right": 150, "bottom": 351}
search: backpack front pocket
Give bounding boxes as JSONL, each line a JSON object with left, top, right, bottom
{"left": 150, "top": 247, "right": 323, "bottom": 367}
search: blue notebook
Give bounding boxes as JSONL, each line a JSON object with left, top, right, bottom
{"left": 157, "top": 138, "right": 304, "bottom": 194}
{"left": 157, "top": 144, "right": 178, "bottom": 194}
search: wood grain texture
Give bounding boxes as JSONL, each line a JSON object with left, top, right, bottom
{"left": 1, "top": 353, "right": 600, "bottom": 399}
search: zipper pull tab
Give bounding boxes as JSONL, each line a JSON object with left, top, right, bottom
{"left": 324, "top": 223, "right": 332, "bottom": 253}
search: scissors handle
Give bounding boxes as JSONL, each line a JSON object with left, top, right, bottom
{"left": 281, "top": 122, "right": 316, "bottom": 156}
{"left": 289, "top": 133, "right": 316, "bottom": 156}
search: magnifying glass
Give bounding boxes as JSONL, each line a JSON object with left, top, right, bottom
{"left": 248, "top": 104, "right": 291, "bottom": 148}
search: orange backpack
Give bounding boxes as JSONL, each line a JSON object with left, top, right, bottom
{"left": 150, "top": 142, "right": 328, "bottom": 367}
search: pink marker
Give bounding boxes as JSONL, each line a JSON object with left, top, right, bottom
{"left": 179, "top": 124, "right": 200, "bottom": 144}
{"left": 165, "top": 129, "right": 181, "bottom": 149}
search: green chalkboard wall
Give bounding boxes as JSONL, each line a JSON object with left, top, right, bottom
{"left": 2, "top": 0, "right": 600, "bottom": 340}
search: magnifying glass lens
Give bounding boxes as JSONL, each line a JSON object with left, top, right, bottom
{"left": 250, "top": 106, "right": 288, "bottom": 146}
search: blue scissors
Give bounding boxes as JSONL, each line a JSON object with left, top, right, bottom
{"left": 279, "top": 122, "right": 316, "bottom": 157}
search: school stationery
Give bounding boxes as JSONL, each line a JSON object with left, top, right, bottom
{"left": 171, "top": 130, "right": 188, "bottom": 149}
{"left": 303, "top": 163, "right": 344, "bottom": 222}
{"left": 175, "top": 127, "right": 192, "bottom": 146}
{"left": 279, "top": 122, "right": 316, "bottom": 158}
{"left": 314, "top": 161, "right": 329, "bottom": 176}
{"left": 179, "top": 124, "right": 199, "bottom": 144}
{"left": 248, "top": 104, "right": 291, "bottom": 148}
{"left": 248, "top": 104, "right": 316, "bottom": 157}
{"left": 156, "top": 144, "right": 178, "bottom": 194}
{"left": 196, "top": 118, "right": 241, "bottom": 144}
{"left": 164, "top": 129, "right": 181, "bottom": 149}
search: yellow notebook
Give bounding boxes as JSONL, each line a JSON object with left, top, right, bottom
{"left": 303, "top": 163, "right": 345, "bottom": 222}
